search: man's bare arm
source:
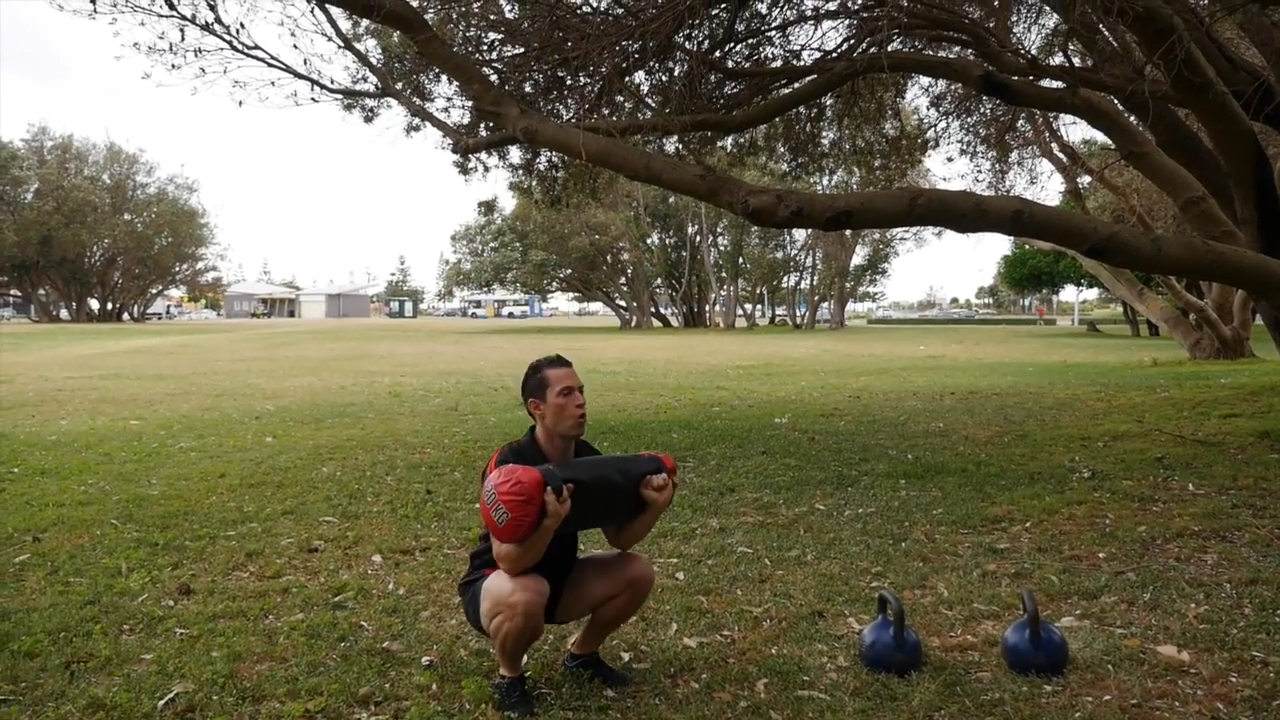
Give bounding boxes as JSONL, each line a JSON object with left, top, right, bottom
{"left": 601, "top": 505, "right": 663, "bottom": 552}
{"left": 492, "top": 520, "right": 558, "bottom": 575}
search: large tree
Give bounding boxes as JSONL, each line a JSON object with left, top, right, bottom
{"left": 65, "top": 0, "right": 1280, "bottom": 353}
{"left": 383, "top": 254, "right": 425, "bottom": 304}
{"left": 0, "top": 123, "right": 221, "bottom": 322}
{"left": 998, "top": 242, "right": 1094, "bottom": 298}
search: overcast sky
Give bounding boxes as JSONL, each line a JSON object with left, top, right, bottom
{"left": 2, "top": 0, "right": 1022, "bottom": 302}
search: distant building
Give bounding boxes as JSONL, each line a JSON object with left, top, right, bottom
{"left": 295, "top": 283, "right": 376, "bottom": 319}
{"left": 223, "top": 281, "right": 299, "bottom": 319}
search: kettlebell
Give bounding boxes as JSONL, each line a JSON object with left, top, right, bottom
{"left": 1000, "top": 588, "right": 1070, "bottom": 677}
{"left": 858, "top": 589, "right": 924, "bottom": 677}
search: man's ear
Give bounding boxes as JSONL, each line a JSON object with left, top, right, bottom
{"left": 525, "top": 398, "right": 542, "bottom": 419}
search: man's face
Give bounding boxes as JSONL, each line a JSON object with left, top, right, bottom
{"left": 531, "top": 367, "right": 587, "bottom": 439}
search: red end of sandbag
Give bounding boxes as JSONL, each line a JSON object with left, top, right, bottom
{"left": 480, "top": 463, "right": 545, "bottom": 544}
{"left": 642, "top": 452, "right": 678, "bottom": 479}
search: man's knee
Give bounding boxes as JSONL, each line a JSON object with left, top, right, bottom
{"left": 617, "top": 552, "right": 656, "bottom": 597}
{"left": 481, "top": 572, "right": 551, "bottom": 634}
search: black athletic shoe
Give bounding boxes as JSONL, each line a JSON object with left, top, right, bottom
{"left": 491, "top": 673, "right": 536, "bottom": 717}
{"left": 563, "top": 651, "right": 632, "bottom": 689}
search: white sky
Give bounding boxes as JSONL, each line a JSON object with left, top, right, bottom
{"left": 1, "top": 0, "right": 1020, "bottom": 303}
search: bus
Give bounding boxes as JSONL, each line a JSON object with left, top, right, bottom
{"left": 460, "top": 293, "right": 544, "bottom": 319}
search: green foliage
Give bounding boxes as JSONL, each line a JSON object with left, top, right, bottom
{"left": 0, "top": 123, "right": 221, "bottom": 322}
{"left": 439, "top": 144, "right": 920, "bottom": 329}
{"left": 997, "top": 243, "right": 1096, "bottom": 296}
{"left": 383, "top": 255, "right": 425, "bottom": 304}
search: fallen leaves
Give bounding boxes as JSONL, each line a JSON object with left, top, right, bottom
{"left": 1155, "top": 644, "right": 1191, "bottom": 664}
{"left": 156, "top": 681, "right": 194, "bottom": 711}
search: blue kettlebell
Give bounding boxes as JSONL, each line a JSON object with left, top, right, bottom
{"left": 858, "top": 589, "right": 924, "bottom": 677}
{"left": 1000, "top": 588, "right": 1070, "bottom": 677}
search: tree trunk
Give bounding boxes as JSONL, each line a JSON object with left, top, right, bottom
{"left": 720, "top": 274, "right": 739, "bottom": 329}
{"left": 742, "top": 285, "right": 763, "bottom": 328}
{"left": 651, "top": 301, "right": 673, "bottom": 328}
{"left": 629, "top": 290, "right": 652, "bottom": 328}
{"left": 1181, "top": 331, "right": 1257, "bottom": 360}
{"left": 1122, "top": 301, "right": 1141, "bottom": 336}
{"left": 590, "top": 292, "right": 629, "bottom": 328}
{"left": 1021, "top": 238, "right": 1259, "bottom": 360}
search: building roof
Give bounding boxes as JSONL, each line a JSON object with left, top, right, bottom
{"left": 225, "top": 281, "right": 298, "bottom": 296}
{"left": 296, "top": 282, "right": 378, "bottom": 295}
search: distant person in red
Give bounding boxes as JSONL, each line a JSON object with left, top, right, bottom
{"left": 457, "top": 354, "right": 676, "bottom": 717}
{"left": 1036, "top": 306, "right": 1046, "bottom": 325}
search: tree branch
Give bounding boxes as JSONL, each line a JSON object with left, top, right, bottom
{"left": 318, "top": 0, "right": 1280, "bottom": 302}
{"left": 1232, "top": 289, "right": 1254, "bottom": 334}
{"left": 313, "top": 3, "right": 464, "bottom": 142}
{"left": 1157, "top": 274, "right": 1236, "bottom": 348}
{"left": 1117, "top": 1, "right": 1268, "bottom": 248}
{"left": 1056, "top": 12, "right": 1240, "bottom": 225}
{"left": 454, "top": 56, "right": 891, "bottom": 155}
{"left": 1028, "top": 114, "right": 1226, "bottom": 329}
{"left": 1039, "top": 120, "right": 1160, "bottom": 233}
{"left": 82, "top": 0, "right": 388, "bottom": 104}
{"left": 1235, "top": 4, "right": 1280, "bottom": 82}
{"left": 463, "top": 48, "right": 1249, "bottom": 254}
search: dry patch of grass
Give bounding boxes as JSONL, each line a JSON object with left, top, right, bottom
{"left": 2, "top": 319, "right": 1278, "bottom": 719}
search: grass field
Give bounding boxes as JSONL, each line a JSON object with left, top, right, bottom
{"left": 2, "top": 318, "right": 1278, "bottom": 720}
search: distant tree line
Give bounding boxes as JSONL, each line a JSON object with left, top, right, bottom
{"left": 439, "top": 80, "right": 934, "bottom": 330}
{"left": 0, "top": 123, "right": 223, "bottom": 322}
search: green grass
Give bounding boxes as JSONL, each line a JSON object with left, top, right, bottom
{"left": 2, "top": 318, "right": 1279, "bottom": 720}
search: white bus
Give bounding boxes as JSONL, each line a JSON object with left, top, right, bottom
{"left": 460, "top": 293, "right": 543, "bottom": 319}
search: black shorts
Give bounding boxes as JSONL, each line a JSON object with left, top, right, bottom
{"left": 460, "top": 560, "right": 577, "bottom": 637}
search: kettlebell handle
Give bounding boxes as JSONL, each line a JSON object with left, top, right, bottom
{"left": 875, "top": 589, "right": 907, "bottom": 644}
{"left": 1019, "top": 588, "right": 1043, "bottom": 642}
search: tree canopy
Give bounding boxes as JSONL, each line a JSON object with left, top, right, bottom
{"left": 0, "top": 123, "right": 222, "bottom": 322}
{"left": 439, "top": 162, "right": 915, "bottom": 329}
{"left": 383, "top": 254, "right": 425, "bottom": 304}
{"left": 997, "top": 242, "right": 1094, "bottom": 298}
{"left": 63, "top": 0, "right": 1280, "bottom": 352}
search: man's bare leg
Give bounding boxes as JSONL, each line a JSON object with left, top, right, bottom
{"left": 478, "top": 572, "right": 551, "bottom": 717}
{"left": 552, "top": 552, "right": 656, "bottom": 688}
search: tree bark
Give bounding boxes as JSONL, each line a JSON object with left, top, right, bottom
{"left": 1122, "top": 302, "right": 1140, "bottom": 337}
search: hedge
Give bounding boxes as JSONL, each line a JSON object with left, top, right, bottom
{"left": 867, "top": 317, "right": 1059, "bottom": 326}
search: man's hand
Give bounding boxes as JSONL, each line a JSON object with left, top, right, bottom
{"left": 602, "top": 474, "right": 675, "bottom": 551}
{"left": 543, "top": 483, "right": 573, "bottom": 528}
{"left": 639, "top": 473, "right": 676, "bottom": 512}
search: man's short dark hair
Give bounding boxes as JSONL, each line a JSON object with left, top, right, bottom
{"left": 521, "top": 354, "right": 574, "bottom": 418}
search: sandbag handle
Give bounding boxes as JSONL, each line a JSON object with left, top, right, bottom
{"left": 537, "top": 465, "right": 566, "bottom": 497}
